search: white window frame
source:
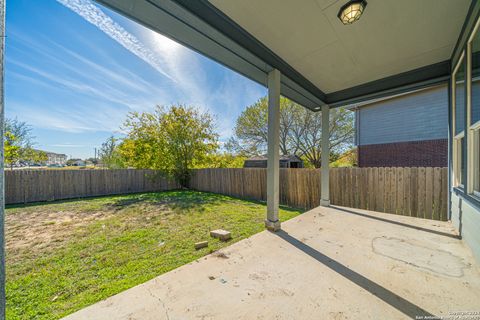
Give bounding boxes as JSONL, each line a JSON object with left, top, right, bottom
{"left": 453, "top": 132, "right": 465, "bottom": 188}
{"left": 467, "top": 18, "right": 480, "bottom": 198}
{"left": 472, "top": 121, "right": 480, "bottom": 197}
{"left": 452, "top": 53, "right": 465, "bottom": 189}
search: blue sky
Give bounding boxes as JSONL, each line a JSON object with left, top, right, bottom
{"left": 5, "top": 0, "right": 266, "bottom": 159}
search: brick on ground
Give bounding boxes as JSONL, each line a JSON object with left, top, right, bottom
{"left": 210, "top": 229, "right": 231, "bottom": 241}
{"left": 194, "top": 241, "right": 208, "bottom": 250}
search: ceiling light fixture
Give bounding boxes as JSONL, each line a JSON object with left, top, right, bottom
{"left": 338, "top": 0, "right": 367, "bottom": 25}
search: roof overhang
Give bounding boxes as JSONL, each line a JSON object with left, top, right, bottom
{"left": 97, "top": 0, "right": 474, "bottom": 110}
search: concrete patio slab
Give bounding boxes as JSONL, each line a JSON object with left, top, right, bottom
{"left": 63, "top": 206, "right": 480, "bottom": 320}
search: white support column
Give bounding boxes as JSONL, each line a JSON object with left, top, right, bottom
{"left": 320, "top": 104, "right": 330, "bottom": 207}
{"left": 265, "top": 69, "right": 281, "bottom": 231}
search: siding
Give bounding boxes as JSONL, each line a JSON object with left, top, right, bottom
{"left": 358, "top": 85, "right": 448, "bottom": 145}
{"left": 451, "top": 192, "right": 480, "bottom": 263}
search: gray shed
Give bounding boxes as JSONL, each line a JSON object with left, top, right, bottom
{"left": 243, "top": 155, "right": 304, "bottom": 168}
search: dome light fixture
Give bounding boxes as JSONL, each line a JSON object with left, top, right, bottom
{"left": 337, "top": 0, "right": 367, "bottom": 25}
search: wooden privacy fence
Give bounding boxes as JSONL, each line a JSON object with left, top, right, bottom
{"left": 189, "top": 167, "right": 449, "bottom": 221}
{"left": 5, "top": 169, "right": 178, "bottom": 205}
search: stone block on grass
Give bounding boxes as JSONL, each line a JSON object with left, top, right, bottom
{"left": 210, "top": 229, "right": 232, "bottom": 241}
{"left": 195, "top": 241, "right": 208, "bottom": 250}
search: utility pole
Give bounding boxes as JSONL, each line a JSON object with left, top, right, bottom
{"left": 94, "top": 147, "right": 97, "bottom": 167}
{"left": 0, "top": 0, "right": 6, "bottom": 318}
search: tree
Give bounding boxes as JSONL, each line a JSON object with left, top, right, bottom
{"left": 98, "top": 136, "right": 124, "bottom": 169}
{"left": 227, "top": 97, "right": 354, "bottom": 168}
{"left": 206, "top": 153, "right": 246, "bottom": 168}
{"left": 4, "top": 132, "right": 20, "bottom": 169}
{"left": 4, "top": 119, "right": 46, "bottom": 168}
{"left": 5, "top": 118, "right": 34, "bottom": 150}
{"left": 119, "top": 105, "right": 218, "bottom": 186}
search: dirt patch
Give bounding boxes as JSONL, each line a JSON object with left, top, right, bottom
{"left": 6, "top": 208, "right": 114, "bottom": 258}
{"left": 6, "top": 200, "right": 175, "bottom": 263}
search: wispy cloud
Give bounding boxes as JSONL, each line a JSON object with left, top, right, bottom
{"left": 10, "top": 59, "right": 152, "bottom": 109}
{"left": 57, "top": 0, "right": 174, "bottom": 80}
{"left": 50, "top": 143, "right": 86, "bottom": 148}
{"left": 9, "top": 30, "right": 168, "bottom": 97}
{"left": 56, "top": 0, "right": 210, "bottom": 108}
{"left": 8, "top": 99, "right": 126, "bottom": 134}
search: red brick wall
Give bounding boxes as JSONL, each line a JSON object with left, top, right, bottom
{"left": 358, "top": 139, "right": 448, "bottom": 167}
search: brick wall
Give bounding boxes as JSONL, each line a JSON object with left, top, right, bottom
{"left": 358, "top": 139, "right": 448, "bottom": 167}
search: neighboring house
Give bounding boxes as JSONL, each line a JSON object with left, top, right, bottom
{"left": 45, "top": 151, "right": 68, "bottom": 166}
{"left": 351, "top": 85, "right": 448, "bottom": 167}
{"left": 244, "top": 155, "right": 304, "bottom": 168}
{"left": 33, "top": 149, "right": 68, "bottom": 166}
{"left": 72, "top": 159, "right": 86, "bottom": 166}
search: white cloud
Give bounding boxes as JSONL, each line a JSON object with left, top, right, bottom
{"left": 50, "top": 143, "right": 86, "bottom": 148}
{"left": 8, "top": 100, "right": 125, "bottom": 134}
{"left": 57, "top": 0, "right": 174, "bottom": 81}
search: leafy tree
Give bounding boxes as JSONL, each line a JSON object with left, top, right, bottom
{"left": 5, "top": 118, "right": 34, "bottom": 150}
{"left": 206, "top": 153, "right": 246, "bottom": 168}
{"left": 24, "top": 149, "right": 48, "bottom": 165}
{"left": 119, "top": 105, "right": 218, "bottom": 186}
{"left": 4, "top": 132, "right": 20, "bottom": 169}
{"left": 3, "top": 119, "right": 47, "bottom": 168}
{"left": 98, "top": 136, "right": 124, "bottom": 169}
{"left": 227, "top": 97, "right": 354, "bottom": 168}
{"left": 330, "top": 148, "right": 358, "bottom": 167}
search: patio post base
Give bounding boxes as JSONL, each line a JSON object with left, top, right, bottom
{"left": 320, "top": 199, "right": 330, "bottom": 207}
{"left": 265, "top": 219, "right": 281, "bottom": 232}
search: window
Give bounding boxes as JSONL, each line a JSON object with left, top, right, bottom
{"left": 469, "top": 20, "right": 480, "bottom": 196}
{"left": 453, "top": 56, "right": 466, "bottom": 188}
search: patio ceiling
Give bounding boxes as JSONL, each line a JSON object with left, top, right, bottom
{"left": 97, "top": 0, "right": 472, "bottom": 109}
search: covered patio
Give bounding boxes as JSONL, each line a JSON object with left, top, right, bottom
{"left": 64, "top": 205, "right": 480, "bottom": 319}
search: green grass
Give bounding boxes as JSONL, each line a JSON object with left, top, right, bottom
{"left": 5, "top": 190, "right": 303, "bottom": 320}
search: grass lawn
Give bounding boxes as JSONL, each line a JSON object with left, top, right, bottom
{"left": 6, "top": 190, "right": 303, "bottom": 320}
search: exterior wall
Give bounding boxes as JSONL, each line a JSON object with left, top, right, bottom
{"left": 451, "top": 192, "right": 480, "bottom": 262}
{"left": 357, "top": 85, "right": 448, "bottom": 146}
{"left": 358, "top": 139, "right": 448, "bottom": 167}
{"left": 243, "top": 160, "right": 267, "bottom": 168}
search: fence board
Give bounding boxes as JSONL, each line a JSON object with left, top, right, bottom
{"left": 410, "top": 167, "right": 418, "bottom": 217}
{"left": 403, "top": 168, "right": 411, "bottom": 216}
{"left": 417, "top": 167, "right": 426, "bottom": 219}
{"left": 396, "top": 168, "right": 404, "bottom": 215}
{"left": 425, "top": 167, "right": 434, "bottom": 220}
